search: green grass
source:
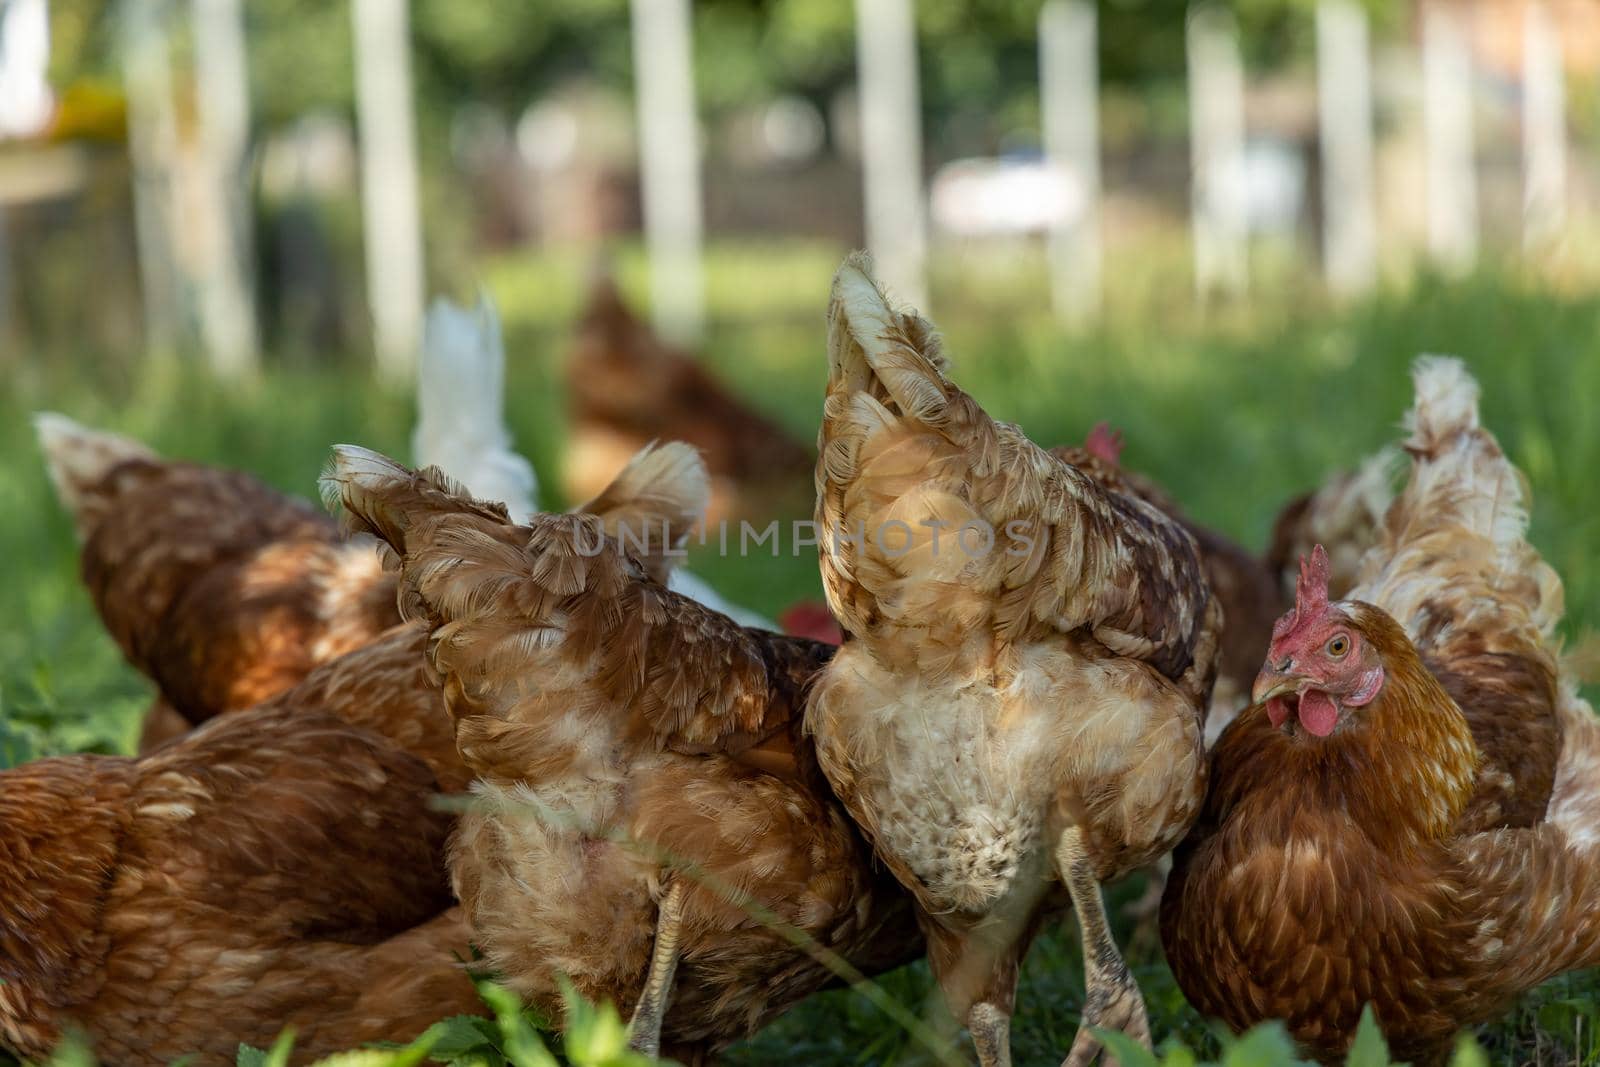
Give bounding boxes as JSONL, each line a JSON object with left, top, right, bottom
{"left": 3, "top": 244, "right": 1599, "bottom": 1065}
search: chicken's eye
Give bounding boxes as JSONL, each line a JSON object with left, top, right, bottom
{"left": 1327, "top": 634, "right": 1351, "bottom": 658}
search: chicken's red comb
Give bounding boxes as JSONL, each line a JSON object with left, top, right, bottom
{"left": 1272, "top": 544, "right": 1332, "bottom": 645}
{"left": 1084, "top": 422, "right": 1125, "bottom": 464}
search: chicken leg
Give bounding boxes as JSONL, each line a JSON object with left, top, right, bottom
{"left": 627, "top": 879, "right": 688, "bottom": 1057}
{"left": 968, "top": 1001, "right": 1012, "bottom": 1067}
{"left": 1057, "top": 826, "right": 1151, "bottom": 1067}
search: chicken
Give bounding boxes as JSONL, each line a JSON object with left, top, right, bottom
{"left": 35, "top": 413, "right": 397, "bottom": 749}
{"left": 1161, "top": 356, "right": 1600, "bottom": 1063}
{"left": 0, "top": 700, "right": 482, "bottom": 1066}
{"left": 5, "top": 435, "right": 768, "bottom": 1063}
{"left": 38, "top": 303, "right": 774, "bottom": 748}
{"left": 1049, "top": 424, "right": 1281, "bottom": 727}
{"left": 806, "top": 255, "right": 1221, "bottom": 1065}
{"left": 564, "top": 275, "right": 813, "bottom": 523}
{"left": 322, "top": 441, "right": 923, "bottom": 1063}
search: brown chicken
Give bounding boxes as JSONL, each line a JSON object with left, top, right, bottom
{"left": 1162, "top": 356, "right": 1600, "bottom": 1063}
{"left": 807, "top": 255, "right": 1221, "bottom": 1065}
{"left": 0, "top": 700, "right": 482, "bottom": 1066}
{"left": 36, "top": 414, "right": 398, "bottom": 749}
{"left": 323, "top": 441, "right": 924, "bottom": 1064}
{"left": 564, "top": 276, "right": 813, "bottom": 521}
{"left": 38, "top": 415, "right": 805, "bottom": 751}
{"left": 7, "top": 437, "right": 789, "bottom": 1063}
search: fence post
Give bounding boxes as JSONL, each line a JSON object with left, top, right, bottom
{"left": 190, "top": 0, "right": 259, "bottom": 379}
{"left": 629, "top": 0, "right": 704, "bottom": 346}
{"left": 0, "top": 0, "right": 53, "bottom": 137}
{"left": 1187, "top": 4, "right": 1248, "bottom": 300}
{"left": 1039, "top": 0, "right": 1101, "bottom": 322}
{"left": 121, "top": 0, "right": 182, "bottom": 357}
{"left": 1522, "top": 1, "right": 1566, "bottom": 250}
{"left": 1315, "top": 0, "right": 1377, "bottom": 295}
{"left": 1422, "top": 2, "right": 1477, "bottom": 272}
{"left": 352, "top": 0, "right": 424, "bottom": 384}
{"left": 854, "top": 0, "right": 927, "bottom": 309}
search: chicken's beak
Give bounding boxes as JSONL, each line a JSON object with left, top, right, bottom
{"left": 1252, "top": 667, "right": 1300, "bottom": 707}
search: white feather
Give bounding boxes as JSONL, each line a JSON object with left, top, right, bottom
{"left": 412, "top": 292, "right": 769, "bottom": 628}
{"left": 413, "top": 294, "right": 539, "bottom": 522}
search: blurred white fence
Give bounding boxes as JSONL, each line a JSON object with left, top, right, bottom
{"left": 191, "top": 0, "right": 259, "bottom": 379}
{"left": 94, "top": 0, "right": 1586, "bottom": 368}
{"left": 352, "top": 0, "right": 425, "bottom": 383}
{"left": 854, "top": 0, "right": 928, "bottom": 309}
{"left": 1522, "top": 2, "right": 1566, "bottom": 249}
{"left": 1039, "top": 0, "right": 1101, "bottom": 322}
{"left": 1423, "top": 3, "right": 1479, "bottom": 273}
{"left": 1315, "top": 0, "right": 1376, "bottom": 296}
{"left": 630, "top": 0, "right": 705, "bottom": 344}
{"left": 1187, "top": 5, "right": 1249, "bottom": 300}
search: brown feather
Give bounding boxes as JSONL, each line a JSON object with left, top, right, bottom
{"left": 0, "top": 703, "right": 480, "bottom": 1066}
{"left": 1163, "top": 357, "right": 1594, "bottom": 1064}
{"left": 332, "top": 443, "right": 922, "bottom": 1059}
{"left": 809, "top": 254, "right": 1217, "bottom": 1030}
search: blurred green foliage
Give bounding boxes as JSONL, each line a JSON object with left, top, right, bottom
{"left": 43, "top": 0, "right": 1404, "bottom": 146}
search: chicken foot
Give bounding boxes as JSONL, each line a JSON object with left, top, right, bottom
{"left": 627, "top": 879, "right": 688, "bottom": 1057}
{"left": 1056, "top": 826, "right": 1151, "bottom": 1067}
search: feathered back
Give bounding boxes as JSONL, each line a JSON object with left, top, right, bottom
{"left": 322, "top": 443, "right": 805, "bottom": 773}
{"left": 34, "top": 413, "right": 157, "bottom": 540}
{"left": 321, "top": 446, "right": 511, "bottom": 565}
{"left": 35, "top": 418, "right": 401, "bottom": 728}
{"left": 567, "top": 274, "right": 813, "bottom": 494}
{"left": 0, "top": 755, "right": 130, "bottom": 1041}
{"left": 818, "top": 253, "right": 1214, "bottom": 690}
{"left": 324, "top": 441, "right": 707, "bottom": 587}
{"left": 413, "top": 295, "right": 539, "bottom": 522}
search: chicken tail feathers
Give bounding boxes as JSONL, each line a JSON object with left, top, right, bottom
{"left": 1404, "top": 354, "right": 1481, "bottom": 457}
{"left": 817, "top": 255, "right": 1212, "bottom": 680}
{"left": 1403, "top": 356, "right": 1545, "bottom": 593}
{"left": 1381, "top": 357, "right": 1557, "bottom": 625}
{"left": 325, "top": 440, "right": 709, "bottom": 604}
{"left": 320, "top": 445, "right": 509, "bottom": 557}
{"left": 413, "top": 294, "right": 539, "bottom": 522}
{"left": 34, "top": 413, "right": 157, "bottom": 539}
{"left": 579, "top": 441, "right": 710, "bottom": 585}
{"left": 1352, "top": 356, "right": 1565, "bottom": 695}
{"left": 828, "top": 253, "right": 951, "bottom": 425}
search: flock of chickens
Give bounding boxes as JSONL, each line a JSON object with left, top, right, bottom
{"left": 4, "top": 253, "right": 1598, "bottom": 1067}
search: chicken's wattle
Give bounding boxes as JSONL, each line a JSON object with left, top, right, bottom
{"left": 1265, "top": 690, "right": 1339, "bottom": 736}
{"left": 1299, "top": 690, "right": 1340, "bottom": 736}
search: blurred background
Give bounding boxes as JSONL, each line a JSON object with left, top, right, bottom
{"left": 4, "top": 1, "right": 1600, "bottom": 1060}
{"left": 5, "top": 0, "right": 1600, "bottom": 366}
